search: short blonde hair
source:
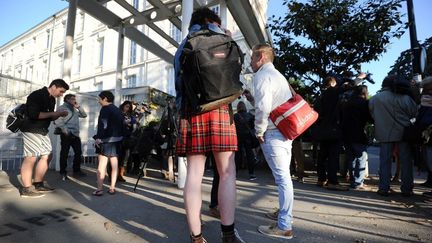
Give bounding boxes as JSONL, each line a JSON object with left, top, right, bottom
{"left": 252, "top": 43, "right": 275, "bottom": 62}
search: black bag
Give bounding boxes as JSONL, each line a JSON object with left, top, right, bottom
{"left": 181, "top": 26, "right": 244, "bottom": 114}
{"left": 6, "top": 104, "right": 27, "bottom": 133}
{"left": 403, "top": 123, "right": 425, "bottom": 144}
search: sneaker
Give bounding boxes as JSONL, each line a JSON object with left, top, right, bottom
{"left": 190, "top": 233, "right": 207, "bottom": 243}
{"left": 327, "top": 183, "right": 349, "bottom": 191}
{"left": 61, "top": 174, "right": 69, "bottom": 181}
{"left": 249, "top": 175, "right": 257, "bottom": 181}
{"left": 258, "top": 223, "right": 294, "bottom": 240}
{"left": 221, "top": 229, "right": 245, "bottom": 243}
{"left": 423, "top": 191, "right": 432, "bottom": 199}
{"left": 73, "top": 171, "right": 87, "bottom": 177}
{"left": 33, "top": 182, "right": 55, "bottom": 193}
{"left": 265, "top": 209, "right": 279, "bottom": 220}
{"left": 20, "top": 187, "right": 45, "bottom": 198}
{"left": 209, "top": 207, "right": 221, "bottom": 218}
{"left": 316, "top": 180, "right": 327, "bottom": 187}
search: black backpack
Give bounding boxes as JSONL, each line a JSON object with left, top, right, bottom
{"left": 180, "top": 26, "right": 244, "bottom": 114}
{"left": 6, "top": 104, "right": 27, "bottom": 133}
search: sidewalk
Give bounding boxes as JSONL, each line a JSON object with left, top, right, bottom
{"left": 0, "top": 146, "right": 431, "bottom": 243}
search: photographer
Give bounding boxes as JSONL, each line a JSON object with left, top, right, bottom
{"left": 159, "top": 98, "right": 177, "bottom": 182}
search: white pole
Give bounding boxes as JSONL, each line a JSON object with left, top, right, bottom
{"left": 177, "top": 0, "right": 194, "bottom": 189}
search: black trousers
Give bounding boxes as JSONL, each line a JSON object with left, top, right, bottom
{"left": 60, "top": 133, "right": 83, "bottom": 174}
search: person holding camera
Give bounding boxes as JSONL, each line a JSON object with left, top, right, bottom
{"left": 369, "top": 75, "right": 417, "bottom": 196}
{"left": 55, "top": 94, "right": 88, "bottom": 181}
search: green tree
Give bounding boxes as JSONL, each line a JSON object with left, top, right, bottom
{"left": 388, "top": 37, "right": 432, "bottom": 78}
{"left": 269, "top": 0, "right": 406, "bottom": 94}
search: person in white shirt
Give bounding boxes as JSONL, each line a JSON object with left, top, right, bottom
{"left": 250, "top": 43, "right": 294, "bottom": 240}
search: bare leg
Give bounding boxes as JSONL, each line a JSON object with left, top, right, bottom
{"left": 97, "top": 155, "right": 108, "bottom": 190}
{"left": 214, "top": 151, "right": 236, "bottom": 225}
{"left": 184, "top": 154, "right": 206, "bottom": 235}
{"left": 168, "top": 156, "right": 174, "bottom": 181}
{"left": 20, "top": 156, "right": 37, "bottom": 187}
{"left": 34, "top": 154, "right": 52, "bottom": 182}
{"left": 109, "top": 156, "right": 118, "bottom": 190}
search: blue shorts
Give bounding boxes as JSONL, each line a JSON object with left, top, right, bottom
{"left": 96, "top": 142, "right": 121, "bottom": 157}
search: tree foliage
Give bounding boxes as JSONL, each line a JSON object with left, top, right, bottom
{"left": 388, "top": 37, "right": 432, "bottom": 79}
{"left": 268, "top": 0, "right": 406, "bottom": 93}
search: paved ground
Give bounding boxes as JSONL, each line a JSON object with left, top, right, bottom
{"left": 0, "top": 146, "right": 432, "bottom": 243}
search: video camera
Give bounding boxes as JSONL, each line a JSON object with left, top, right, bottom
{"left": 133, "top": 102, "right": 154, "bottom": 117}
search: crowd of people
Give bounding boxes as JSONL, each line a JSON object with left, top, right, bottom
{"left": 14, "top": 6, "right": 432, "bottom": 243}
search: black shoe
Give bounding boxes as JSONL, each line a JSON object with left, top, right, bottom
{"left": 377, "top": 189, "right": 389, "bottom": 196}
{"left": 20, "top": 187, "right": 45, "bottom": 198}
{"left": 401, "top": 191, "right": 414, "bottom": 197}
{"left": 61, "top": 174, "right": 69, "bottom": 181}
{"left": 73, "top": 171, "right": 87, "bottom": 177}
{"left": 249, "top": 175, "right": 257, "bottom": 181}
{"left": 420, "top": 181, "right": 432, "bottom": 188}
{"left": 33, "top": 182, "right": 55, "bottom": 193}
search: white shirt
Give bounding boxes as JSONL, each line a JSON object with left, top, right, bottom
{"left": 253, "top": 62, "right": 293, "bottom": 136}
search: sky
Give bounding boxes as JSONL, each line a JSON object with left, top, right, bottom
{"left": 0, "top": 0, "right": 430, "bottom": 95}
{"left": 267, "top": 0, "right": 432, "bottom": 95}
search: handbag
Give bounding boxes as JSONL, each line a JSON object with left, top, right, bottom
{"left": 270, "top": 85, "right": 318, "bottom": 140}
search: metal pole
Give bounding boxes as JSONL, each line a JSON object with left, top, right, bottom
{"left": 220, "top": 0, "right": 227, "bottom": 28}
{"left": 114, "top": 24, "right": 125, "bottom": 107}
{"left": 62, "top": 0, "right": 77, "bottom": 83}
{"left": 407, "top": 0, "right": 421, "bottom": 81}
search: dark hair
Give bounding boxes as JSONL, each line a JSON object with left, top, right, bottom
{"left": 49, "top": 79, "right": 69, "bottom": 90}
{"left": 63, "top": 94, "right": 76, "bottom": 102}
{"left": 353, "top": 85, "right": 368, "bottom": 97}
{"left": 189, "top": 7, "right": 221, "bottom": 28}
{"left": 98, "top": 91, "right": 114, "bottom": 103}
{"left": 120, "top": 100, "right": 133, "bottom": 113}
{"left": 236, "top": 101, "right": 247, "bottom": 113}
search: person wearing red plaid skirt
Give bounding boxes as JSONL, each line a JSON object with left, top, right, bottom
{"left": 174, "top": 7, "right": 245, "bottom": 243}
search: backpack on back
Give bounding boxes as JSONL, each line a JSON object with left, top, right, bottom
{"left": 6, "top": 104, "right": 27, "bottom": 133}
{"left": 180, "top": 26, "right": 244, "bottom": 114}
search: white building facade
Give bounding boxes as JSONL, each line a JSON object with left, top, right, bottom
{"left": 0, "top": 0, "right": 269, "bottom": 104}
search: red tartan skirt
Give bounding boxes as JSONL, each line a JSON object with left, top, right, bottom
{"left": 176, "top": 104, "right": 238, "bottom": 156}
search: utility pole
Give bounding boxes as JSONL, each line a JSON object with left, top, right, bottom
{"left": 407, "top": 0, "right": 422, "bottom": 81}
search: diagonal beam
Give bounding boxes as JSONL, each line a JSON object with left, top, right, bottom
{"left": 147, "top": 0, "right": 182, "bottom": 29}
{"left": 226, "top": 0, "right": 268, "bottom": 48}
{"left": 77, "top": 0, "right": 174, "bottom": 64}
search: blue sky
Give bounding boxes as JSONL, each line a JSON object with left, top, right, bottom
{"left": 0, "top": 0, "right": 430, "bottom": 94}
{"left": 267, "top": 0, "right": 432, "bottom": 94}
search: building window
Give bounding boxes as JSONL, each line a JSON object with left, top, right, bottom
{"left": 170, "top": 23, "right": 181, "bottom": 43}
{"left": 95, "top": 82, "right": 103, "bottom": 91}
{"left": 122, "top": 95, "right": 135, "bottom": 103}
{"left": 130, "top": 41, "right": 137, "bottom": 65}
{"left": 74, "top": 46, "right": 82, "bottom": 74}
{"left": 133, "top": 0, "right": 139, "bottom": 9}
{"left": 46, "top": 30, "right": 51, "bottom": 49}
{"left": 126, "top": 75, "right": 137, "bottom": 88}
{"left": 98, "top": 38, "right": 104, "bottom": 66}
{"left": 167, "top": 66, "right": 175, "bottom": 95}
{"left": 79, "top": 12, "right": 85, "bottom": 33}
{"left": 211, "top": 5, "right": 220, "bottom": 15}
{"left": 27, "top": 65, "right": 33, "bottom": 81}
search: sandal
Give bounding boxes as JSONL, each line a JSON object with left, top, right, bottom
{"left": 92, "top": 189, "right": 103, "bottom": 196}
{"left": 107, "top": 189, "right": 116, "bottom": 195}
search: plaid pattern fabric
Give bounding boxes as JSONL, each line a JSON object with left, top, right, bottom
{"left": 176, "top": 105, "right": 237, "bottom": 156}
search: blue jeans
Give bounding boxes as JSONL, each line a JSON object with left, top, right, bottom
{"left": 345, "top": 143, "right": 367, "bottom": 188}
{"left": 261, "top": 129, "right": 293, "bottom": 230}
{"left": 379, "top": 142, "right": 413, "bottom": 193}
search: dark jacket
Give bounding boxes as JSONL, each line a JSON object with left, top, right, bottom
{"left": 94, "top": 104, "right": 124, "bottom": 143}
{"left": 20, "top": 87, "right": 55, "bottom": 135}
{"left": 234, "top": 111, "right": 254, "bottom": 139}
{"left": 341, "top": 96, "right": 373, "bottom": 144}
